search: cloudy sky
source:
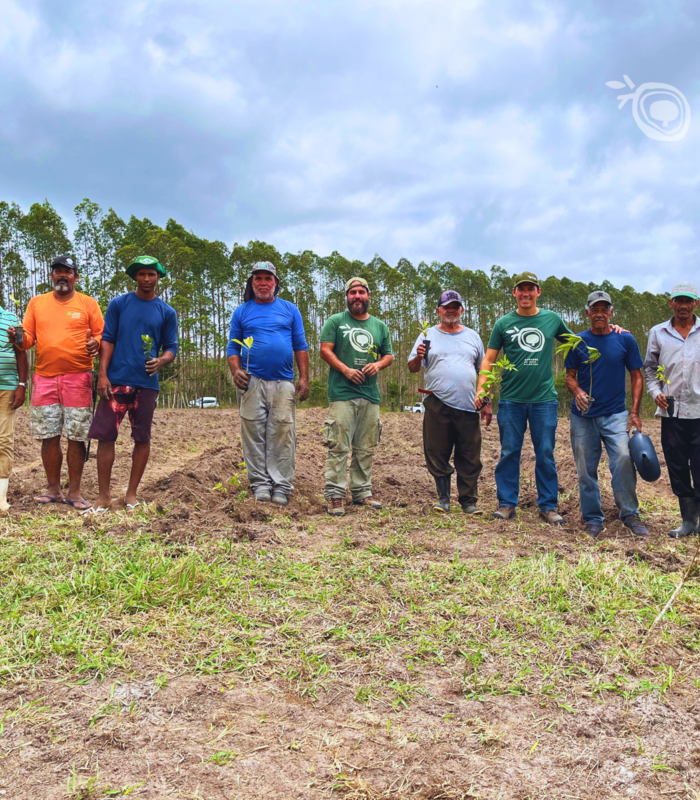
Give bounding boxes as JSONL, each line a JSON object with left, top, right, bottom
{"left": 1, "top": 0, "right": 698, "bottom": 291}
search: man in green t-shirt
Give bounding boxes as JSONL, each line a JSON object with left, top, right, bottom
{"left": 0, "top": 305, "right": 28, "bottom": 514}
{"left": 475, "top": 272, "right": 573, "bottom": 525}
{"left": 320, "top": 277, "right": 393, "bottom": 516}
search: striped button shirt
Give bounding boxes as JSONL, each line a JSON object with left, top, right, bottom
{"left": 0, "top": 307, "right": 19, "bottom": 390}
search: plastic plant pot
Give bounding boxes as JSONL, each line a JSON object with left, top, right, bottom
{"left": 423, "top": 339, "right": 431, "bottom": 365}
{"left": 14, "top": 325, "right": 24, "bottom": 347}
{"left": 666, "top": 396, "right": 676, "bottom": 418}
{"left": 581, "top": 398, "right": 594, "bottom": 417}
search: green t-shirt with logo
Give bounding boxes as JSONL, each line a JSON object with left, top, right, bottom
{"left": 488, "top": 309, "right": 572, "bottom": 403}
{"left": 321, "top": 311, "right": 393, "bottom": 404}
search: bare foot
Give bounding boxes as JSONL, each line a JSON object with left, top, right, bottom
{"left": 124, "top": 493, "right": 139, "bottom": 508}
{"left": 64, "top": 496, "right": 93, "bottom": 511}
{"left": 34, "top": 493, "right": 65, "bottom": 504}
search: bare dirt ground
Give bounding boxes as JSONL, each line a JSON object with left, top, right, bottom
{"left": 1, "top": 408, "right": 699, "bottom": 799}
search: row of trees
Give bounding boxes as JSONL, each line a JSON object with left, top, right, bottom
{"left": 0, "top": 198, "right": 673, "bottom": 410}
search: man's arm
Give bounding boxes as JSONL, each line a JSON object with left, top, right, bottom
{"left": 10, "top": 346, "right": 28, "bottom": 410}
{"left": 565, "top": 367, "right": 589, "bottom": 412}
{"left": 227, "top": 354, "right": 250, "bottom": 390}
{"left": 294, "top": 350, "right": 310, "bottom": 401}
{"left": 145, "top": 348, "right": 175, "bottom": 376}
{"left": 408, "top": 344, "right": 425, "bottom": 373}
{"left": 628, "top": 369, "right": 643, "bottom": 431}
{"left": 320, "top": 342, "right": 365, "bottom": 385}
{"left": 474, "top": 347, "right": 499, "bottom": 409}
{"left": 97, "top": 340, "right": 115, "bottom": 399}
{"left": 363, "top": 353, "right": 392, "bottom": 377}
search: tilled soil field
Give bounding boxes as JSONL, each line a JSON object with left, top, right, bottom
{"left": 1, "top": 408, "right": 699, "bottom": 799}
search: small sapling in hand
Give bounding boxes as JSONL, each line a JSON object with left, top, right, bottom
{"left": 656, "top": 364, "right": 675, "bottom": 417}
{"left": 478, "top": 356, "right": 518, "bottom": 399}
{"left": 9, "top": 293, "right": 24, "bottom": 346}
{"left": 232, "top": 336, "right": 254, "bottom": 391}
{"left": 417, "top": 319, "right": 432, "bottom": 364}
{"left": 556, "top": 334, "right": 600, "bottom": 415}
{"left": 141, "top": 334, "right": 154, "bottom": 366}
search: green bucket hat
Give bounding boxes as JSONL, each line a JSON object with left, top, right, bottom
{"left": 125, "top": 255, "right": 167, "bottom": 280}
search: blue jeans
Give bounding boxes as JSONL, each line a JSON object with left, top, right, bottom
{"left": 495, "top": 401, "right": 559, "bottom": 510}
{"left": 569, "top": 411, "right": 639, "bottom": 525}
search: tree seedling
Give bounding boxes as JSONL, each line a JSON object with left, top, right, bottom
{"left": 556, "top": 334, "right": 600, "bottom": 415}
{"left": 232, "top": 336, "right": 254, "bottom": 373}
{"left": 417, "top": 319, "right": 432, "bottom": 363}
{"left": 141, "top": 334, "right": 154, "bottom": 365}
{"left": 366, "top": 343, "right": 379, "bottom": 362}
{"left": 656, "top": 364, "right": 674, "bottom": 417}
{"left": 478, "top": 356, "right": 518, "bottom": 399}
{"left": 9, "top": 293, "right": 24, "bottom": 345}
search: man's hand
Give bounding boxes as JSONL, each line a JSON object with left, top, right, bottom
{"left": 362, "top": 362, "right": 380, "bottom": 378}
{"left": 7, "top": 326, "right": 16, "bottom": 344}
{"left": 145, "top": 356, "right": 166, "bottom": 376}
{"left": 344, "top": 367, "right": 366, "bottom": 385}
{"left": 480, "top": 403, "right": 492, "bottom": 427}
{"left": 97, "top": 374, "right": 113, "bottom": 400}
{"left": 627, "top": 412, "right": 642, "bottom": 432}
{"left": 611, "top": 325, "right": 629, "bottom": 334}
{"left": 415, "top": 342, "right": 426, "bottom": 359}
{"left": 295, "top": 378, "right": 310, "bottom": 402}
{"left": 233, "top": 369, "right": 250, "bottom": 391}
{"left": 655, "top": 394, "right": 669, "bottom": 410}
{"left": 573, "top": 389, "right": 590, "bottom": 413}
{"left": 9, "top": 385, "right": 25, "bottom": 410}
{"left": 86, "top": 331, "right": 99, "bottom": 357}
{"left": 474, "top": 394, "right": 489, "bottom": 410}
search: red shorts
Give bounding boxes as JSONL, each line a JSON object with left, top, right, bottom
{"left": 88, "top": 386, "right": 158, "bottom": 443}
{"left": 31, "top": 371, "right": 93, "bottom": 408}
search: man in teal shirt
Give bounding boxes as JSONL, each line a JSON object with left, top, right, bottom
{"left": 476, "top": 272, "right": 573, "bottom": 524}
{"left": 320, "top": 278, "right": 393, "bottom": 516}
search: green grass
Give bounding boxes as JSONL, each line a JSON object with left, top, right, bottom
{"left": 1, "top": 509, "right": 699, "bottom": 710}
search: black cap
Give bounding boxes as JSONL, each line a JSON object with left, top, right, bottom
{"left": 50, "top": 255, "right": 78, "bottom": 273}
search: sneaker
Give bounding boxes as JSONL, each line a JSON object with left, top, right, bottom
{"left": 461, "top": 503, "right": 483, "bottom": 515}
{"left": 540, "top": 509, "right": 564, "bottom": 525}
{"left": 352, "top": 496, "right": 382, "bottom": 510}
{"left": 494, "top": 505, "right": 516, "bottom": 520}
{"left": 586, "top": 523, "right": 605, "bottom": 539}
{"left": 623, "top": 515, "right": 648, "bottom": 537}
{"left": 327, "top": 497, "right": 345, "bottom": 517}
{"left": 271, "top": 492, "right": 288, "bottom": 506}
{"left": 255, "top": 490, "right": 272, "bottom": 503}
{"left": 433, "top": 497, "right": 450, "bottom": 513}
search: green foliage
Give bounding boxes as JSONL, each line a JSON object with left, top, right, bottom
{"left": 656, "top": 364, "right": 671, "bottom": 395}
{"left": 556, "top": 334, "right": 601, "bottom": 408}
{"left": 417, "top": 319, "right": 431, "bottom": 337}
{"left": 478, "top": 356, "right": 517, "bottom": 398}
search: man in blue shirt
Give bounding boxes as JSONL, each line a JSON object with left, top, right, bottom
{"left": 564, "top": 290, "right": 646, "bottom": 538}
{"left": 227, "top": 262, "right": 309, "bottom": 506}
{"left": 87, "top": 256, "right": 178, "bottom": 513}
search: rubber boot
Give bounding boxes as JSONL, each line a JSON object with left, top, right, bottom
{"left": 0, "top": 478, "right": 9, "bottom": 515}
{"left": 433, "top": 475, "right": 451, "bottom": 513}
{"left": 669, "top": 496, "right": 699, "bottom": 538}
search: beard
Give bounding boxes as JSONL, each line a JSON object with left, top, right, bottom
{"left": 254, "top": 286, "right": 275, "bottom": 301}
{"left": 55, "top": 279, "right": 70, "bottom": 292}
{"left": 347, "top": 297, "right": 369, "bottom": 314}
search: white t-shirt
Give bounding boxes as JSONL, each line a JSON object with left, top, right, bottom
{"left": 408, "top": 325, "right": 485, "bottom": 412}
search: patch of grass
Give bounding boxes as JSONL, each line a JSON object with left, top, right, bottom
{"left": 1, "top": 510, "right": 699, "bottom": 710}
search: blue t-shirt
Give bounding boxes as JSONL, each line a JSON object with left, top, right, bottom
{"left": 103, "top": 293, "right": 179, "bottom": 390}
{"left": 564, "top": 330, "right": 643, "bottom": 417}
{"left": 226, "top": 298, "right": 308, "bottom": 381}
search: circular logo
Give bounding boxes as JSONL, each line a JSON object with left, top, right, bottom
{"left": 349, "top": 328, "right": 373, "bottom": 352}
{"left": 633, "top": 83, "right": 691, "bottom": 142}
{"left": 516, "top": 327, "right": 545, "bottom": 353}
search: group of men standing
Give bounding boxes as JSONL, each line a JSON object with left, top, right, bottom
{"left": 0, "top": 254, "right": 177, "bottom": 514}
{"left": 227, "top": 262, "right": 700, "bottom": 540}
{"left": 1, "top": 255, "right": 697, "bottom": 539}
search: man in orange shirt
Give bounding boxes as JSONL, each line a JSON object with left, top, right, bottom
{"left": 8, "top": 255, "right": 104, "bottom": 510}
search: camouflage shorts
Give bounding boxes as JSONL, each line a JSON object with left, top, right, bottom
{"left": 30, "top": 404, "right": 93, "bottom": 442}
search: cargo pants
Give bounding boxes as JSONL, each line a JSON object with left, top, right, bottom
{"left": 323, "top": 398, "right": 382, "bottom": 501}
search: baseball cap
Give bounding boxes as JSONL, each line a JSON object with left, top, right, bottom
{"left": 250, "top": 261, "right": 278, "bottom": 279}
{"left": 513, "top": 271, "right": 540, "bottom": 289}
{"left": 670, "top": 281, "right": 698, "bottom": 300}
{"left": 586, "top": 290, "right": 613, "bottom": 308}
{"left": 438, "top": 290, "right": 463, "bottom": 307}
{"left": 345, "top": 277, "right": 370, "bottom": 293}
{"left": 51, "top": 255, "right": 78, "bottom": 273}
{"left": 125, "top": 255, "right": 167, "bottom": 280}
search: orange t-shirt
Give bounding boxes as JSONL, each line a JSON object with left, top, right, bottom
{"left": 22, "top": 292, "right": 105, "bottom": 377}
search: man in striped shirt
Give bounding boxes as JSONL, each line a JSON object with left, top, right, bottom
{"left": 0, "top": 303, "right": 29, "bottom": 514}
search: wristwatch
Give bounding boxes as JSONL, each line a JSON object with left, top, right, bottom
{"left": 17, "top": 382, "right": 26, "bottom": 388}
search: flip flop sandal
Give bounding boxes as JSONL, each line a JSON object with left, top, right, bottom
{"left": 35, "top": 495, "right": 64, "bottom": 505}
{"left": 125, "top": 502, "right": 141, "bottom": 511}
{"left": 64, "top": 499, "right": 93, "bottom": 511}
{"left": 80, "top": 506, "right": 111, "bottom": 517}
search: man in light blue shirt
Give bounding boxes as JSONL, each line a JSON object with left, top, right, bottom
{"left": 408, "top": 290, "right": 491, "bottom": 514}
{"left": 227, "top": 262, "right": 309, "bottom": 506}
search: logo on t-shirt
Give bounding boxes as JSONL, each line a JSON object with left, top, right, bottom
{"left": 340, "top": 324, "right": 374, "bottom": 353}
{"left": 506, "top": 326, "right": 545, "bottom": 353}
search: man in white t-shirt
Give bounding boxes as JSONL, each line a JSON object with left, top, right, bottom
{"left": 408, "top": 290, "right": 492, "bottom": 514}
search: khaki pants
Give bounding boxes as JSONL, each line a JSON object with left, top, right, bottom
{"left": 323, "top": 399, "right": 382, "bottom": 501}
{"left": 0, "top": 390, "right": 16, "bottom": 479}
{"left": 237, "top": 377, "right": 296, "bottom": 496}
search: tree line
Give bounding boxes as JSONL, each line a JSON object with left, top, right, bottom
{"left": 0, "top": 198, "right": 673, "bottom": 413}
